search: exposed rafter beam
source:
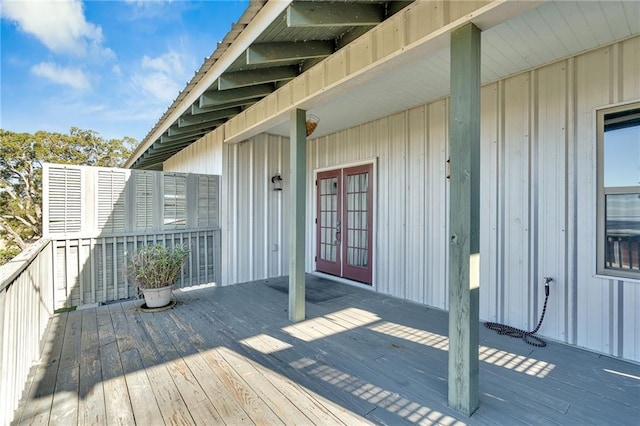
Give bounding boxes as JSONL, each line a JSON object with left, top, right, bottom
{"left": 138, "top": 153, "right": 182, "bottom": 166}
{"left": 218, "top": 66, "right": 297, "bottom": 90}
{"left": 141, "top": 146, "right": 185, "bottom": 161}
{"left": 161, "top": 130, "right": 209, "bottom": 144}
{"left": 146, "top": 139, "right": 192, "bottom": 155}
{"left": 246, "top": 41, "right": 334, "bottom": 65}
{"left": 199, "top": 84, "right": 273, "bottom": 108}
{"left": 137, "top": 153, "right": 182, "bottom": 167}
{"left": 134, "top": 160, "right": 164, "bottom": 171}
{"left": 179, "top": 109, "right": 238, "bottom": 127}
{"left": 167, "top": 123, "right": 218, "bottom": 138}
{"left": 287, "top": 2, "right": 383, "bottom": 27}
{"left": 192, "top": 99, "right": 259, "bottom": 115}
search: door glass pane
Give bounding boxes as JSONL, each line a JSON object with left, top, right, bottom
{"left": 345, "top": 172, "right": 369, "bottom": 267}
{"left": 319, "top": 177, "right": 338, "bottom": 262}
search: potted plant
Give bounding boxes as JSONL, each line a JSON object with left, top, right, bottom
{"left": 127, "top": 243, "right": 189, "bottom": 308}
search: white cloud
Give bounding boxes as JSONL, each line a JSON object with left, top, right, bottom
{"left": 1, "top": 0, "right": 112, "bottom": 58}
{"left": 31, "top": 62, "right": 90, "bottom": 90}
{"left": 112, "top": 64, "right": 122, "bottom": 77}
{"left": 141, "top": 51, "right": 185, "bottom": 76}
{"left": 131, "top": 50, "right": 191, "bottom": 104}
{"left": 132, "top": 73, "right": 181, "bottom": 104}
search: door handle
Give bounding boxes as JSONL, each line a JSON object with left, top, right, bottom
{"left": 335, "top": 220, "right": 341, "bottom": 245}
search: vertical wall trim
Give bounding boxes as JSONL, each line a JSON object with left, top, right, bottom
{"left": 563, "top": 59, "right": 571, "bottom": 341}
{"left": 530, "top": 69, "right": 539, "bottom": 328}
{"left": 617, "top": 280, "right": 624, "bottom": 357}
{"left": 264, "top": 138, "right": 269, "bottom": 278}
{"left": 289, "top": 109, "right": 307, "bottom": 322}
{"left": 567, "top": 56, "right": 578, "bottom": 345}
{"left": 608, "top": 279, "right": 615, "bottom": 355}
{"left": 447, "top": 22, "right": 480, "bottom": 416}
{"left": 248, "top": 142, "right": 255, "bottom": 280}
{"left": 232, "top": 145, "right": 240, "bottom": 283}
{"left": 497, "top": 80, "right": 506, "bottom": 323}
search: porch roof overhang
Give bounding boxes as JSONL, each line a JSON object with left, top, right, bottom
{"left": 126, "top": 0, "right": 640, "bottom": 170}
{"left": 125, "top": 0, "right": 415, "bottom": 170}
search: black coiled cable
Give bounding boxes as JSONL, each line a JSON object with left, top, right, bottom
{"left": 484, "top": 277, "right": 552, "bottom": 347}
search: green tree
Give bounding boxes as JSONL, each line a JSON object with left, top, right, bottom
{"left": 0, "top": 128, "right": 134, "bottom": 253}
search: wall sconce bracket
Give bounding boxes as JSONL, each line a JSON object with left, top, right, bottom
{"left": 271, "top": 173, "right": 283, "bottom": 191}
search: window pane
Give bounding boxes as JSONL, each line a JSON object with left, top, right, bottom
{"left": 605, "top": 193, "right": 640, "bottom": 271}
{"left": 604, "top": 110, "right": 640, "bottom": 187}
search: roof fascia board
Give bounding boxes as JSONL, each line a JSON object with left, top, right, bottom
{"left": 124, "top": 0, "right": 292, "bottom": 168}
{"left": 223, "top": 0, "right": 547, "bottom": 144}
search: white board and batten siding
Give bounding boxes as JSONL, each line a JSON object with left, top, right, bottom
{"left": 164, "top": 130, "right": 224, "bottom": 175}
{"left": 173, "top": 38, "right": 639, "bottom": 362}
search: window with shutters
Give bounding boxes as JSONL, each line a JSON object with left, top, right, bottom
{"left": 47, "top": 166, "right": 82, "bottom": 234}
{"left": 135, "top": 172, "right": 155, "bottom": 230}
{"left": 197, "top": 175, "right": 219, "bottom": 228}
{"left": 97, "top": 170, "right": 126, "bottom": 234}
{"left": 164, "top": 174, "right": 186, "bottom": 228}
{"left": 597, "top": 102, "right": 640, "bottom": 279}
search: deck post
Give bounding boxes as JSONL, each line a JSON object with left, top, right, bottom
{"left": 448, "top": 23, "right": 480, "bottom": 415}
{"left": 289, "top": 108, "right": 307, "bottom": 322}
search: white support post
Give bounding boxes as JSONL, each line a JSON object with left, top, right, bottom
{"left": 289, "top": 108, "right": 307, "bottom": 322}
{"left": 448, "top": 23, "right": 481, "bottom": 416}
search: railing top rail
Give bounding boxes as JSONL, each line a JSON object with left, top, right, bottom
{"left": 0, "top": 238, "right": 51, "bottom": 293}
{"left": 48, "top": 227, "right": 222, "bottom": 241}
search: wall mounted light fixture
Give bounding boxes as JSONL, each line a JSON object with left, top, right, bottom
{"left": 306, "top": 115, "right": 320, "bottom": 136}
{"left": 271, "top": 173, "right": 283, "bottom": 191}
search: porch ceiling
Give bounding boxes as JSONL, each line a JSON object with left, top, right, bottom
{"left": 268, "top": 0, "right": 640, "bottom": 138}
{"left": 128, "top": 0, "right": 639, "bottom": 169}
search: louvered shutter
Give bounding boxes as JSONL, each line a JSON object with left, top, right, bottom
{"left": 97, "top": 170, "right": 126, "bottom": 233}
{"left": 47, "top": 166, "right": 82, "bottom": 234}
{"left": 197, "top": 175, "right": 219, "bottom": 227}
{"left": 163, "top": 174, "right": 186, "bottom": 228}
{"left": 135, "top": 172, "right": 154, "bottom": 230}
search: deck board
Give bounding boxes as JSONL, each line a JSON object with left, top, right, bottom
{"left": 17, "top": 314, "right": 68, "bottom": 426}
{"left": 49, "top": 310, "right": 80, "bottom": 425}
{"left": 121, "top": 304, "right": 196, "bottom": 426}
{"left": 13, "top": 275, "right": 640, "bottom": 425}
{"left": 77, "top": 309, "right": 106, "bottom": 425}
{"left": 97, "top": 306, "right": 136, "bottom": 425}
{"left": 109, "top": 304, "right": 164, "bottom": 426}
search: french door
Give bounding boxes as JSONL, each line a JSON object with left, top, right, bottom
{"left": 316, "top": 164, "right": 373, "bottom": 284}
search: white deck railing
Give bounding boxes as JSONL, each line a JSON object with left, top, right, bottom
{"left": 0, "top": 238, "right": 54, "bottom": 426}
{"left": 50, "top": 228, "right": 221, "bottom": 310}
{"left": 0, "top": 228, "right": 222, "bottom": 424}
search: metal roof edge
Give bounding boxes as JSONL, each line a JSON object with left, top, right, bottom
{"left": 126, "top": 0, "right": 291, "bottom": 168}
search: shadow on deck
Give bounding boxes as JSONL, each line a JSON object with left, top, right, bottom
{"left": 13, "top": 275, "right": 640, "bottom": 425}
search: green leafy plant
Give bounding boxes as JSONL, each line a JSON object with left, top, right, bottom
{"left": 0, "top": 247, "right": 20, "bottom": 266}
{"left": 127, "top": 244, "right": 189, "bottom": 289}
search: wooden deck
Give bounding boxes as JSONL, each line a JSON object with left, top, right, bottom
{"left": 13, "top": 275, "right": 640, "bottom": 425}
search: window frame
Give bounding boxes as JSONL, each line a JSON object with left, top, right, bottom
{"left": 596, "top": 101, "right": 640, "bottom": 280}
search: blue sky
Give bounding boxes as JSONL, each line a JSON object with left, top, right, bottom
{"left": 1, "top": 0, "right": 248, "bottom": 142}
